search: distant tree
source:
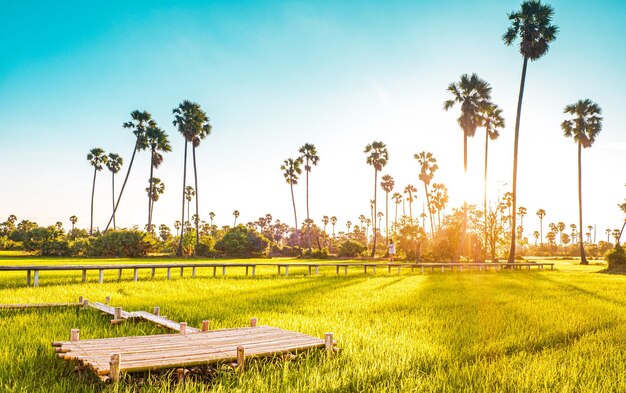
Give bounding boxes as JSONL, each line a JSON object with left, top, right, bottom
{"left": 145, "top": 125, "right": 171, "bottom": 230}
{"left": 562, "top": 98, "right": 603, "bottom": 264}
{"left": 322, "top": 215, "right": 329, "bottom": 235}
{"left": 346, "top": 220, "right": 352, "bottom": 233}
{"left": 404, "top": 184, "right": 417, "bottom": 223}
{"left": 557, "top": 222, "right": 566, "bottom": 246}
{"left": 606, "top": 228, "right": 611, "bottom": 243}
{"left": 299, "top": 143, "right": 319, "bottom": 250}
{"left": 377, "top": 212, "right": 384, "bottom": 236}
{"left": 430, "top": 183, "right": 449, "bottom": 231}
{"left": 570, "top": 223, "right": 577, "bottom": 243}
{"left": 517, "top": 206, "right": 527, "bottom": 233}
{"left": 209, "top": 212, "right": 215, "bottom": 227}
{"left": 330, "top": 216, "right": 337, "bottom": 237}
{"left": 87, "top": 148, "right": 107, "bottom": 235}
{"left": 145, "top": 177, "right": 165, "bottom": 229}
{"left": 503, "top": 0, "right": 558, "bottom": 262}
{"left": 380, "top": 174, "right": 395, "bottom": 241}
{"left": 415, "top": 151, "right": 438, "bottom": 237}
{"left": 364, "top": 141, "right": 388, "bottom": 257}
{"left": 391, "top": 192, "right": 402, "bottom": 228}
{"left": 105, "top": 153, "right": 123, "bottom": 230}
{"left": 69, "top": 215, "right": 78, "bottom": 232}
{"left": 184, "top": 186, "right": 195, "bottom": 226}
{"left": 233, "top": 210, "right": 240, "bottom": 226}
{"left": 533, "top": 230, "right": 540, "bottom": 245}
{"left": 536, "top": 209, "right": 546, "bottom": 245}
{"left": 159, "top": 224, "right": 171, "bottom": 241}
{"left": 174, "top": 220, "right": 181, "bottom": 237}
{"left": 281, "top": 157, "right": 303, "bottom": 238}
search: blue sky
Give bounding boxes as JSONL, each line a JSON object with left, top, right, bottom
{"left": 1, "top": 0, "right": 625, "bottom": 240}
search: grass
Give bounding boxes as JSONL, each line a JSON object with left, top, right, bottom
{"left": 0, "top": 255, "right": 625, "bottom": 392}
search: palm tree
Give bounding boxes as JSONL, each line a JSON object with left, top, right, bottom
{"left": 209, "top": 212, "right": 215, "bottom": 227}
{"left": 570, "top": 223, "right": 577, "bottom": 243}
{"left": 518, "top": 207, "right": 527, "bottom": 229}
{"left": 281, "top": 158, "right": 303, "bottom": 240}
{"left": 145, "top": 177, "right": 165, "bottom": 231}
{"left": 503, "top": 0, "right": 558, "bottom": 262}
{"left": 299, "top": 143, "right": 319, "bottom": 251}
{"left": 562, "top": 99, "right": 602, "bottom": 264}
{"left": 69, "top": 215, "right": 78, "bottom": 231}
{"left": 104, "top": 110, "right": 152, "bottom": 231}
{"left": 431, "top": 183, "right": 449, "bottom": 230}
{"left": 415, "top": 152, "right": 438, "bottom": 237}
{"left": 587, "top": 225, "right": 594, "bottom": 244}
{"left": 233, "top": 210, "right": 240, "bottom": 226}
{"left": 391, "top": 192, "right": 402, "bottom": 227}
{"left": 174, "top": 220, "right": 181, "bottom": 237}
{"left": 536, "top": 209, "right": 546, "bottom": 245}
{"left": 87, "top": 148, "right": 107, "bottom": 235}
{"left": 606, "top": 228, "right": 611, "bottom": 243}
{"left": 105, "top": 153, "right": 123, "bottom": 230}
{"left": 173, "top": 100, "right": 212, "bottom": 256}
{"left": 403, "top": 184, "right": 417, "bottom": 222}
{"left": 184, "top": 186, "right": 195, "bottom": 227}
{"left": 612, "top": 229, "right": 620, "bottom": 244}
{"left": 557, "top": 222, "right": 566, "bottom": 246}
{"left": 364, "top": 141, "right": 389, "bottom": 257}
{"left": 346, "top": 221, "right": 352, "bottom": 233}
{"left": 533, "top": 231, "right": 540, "bottom": 245}
{"left": 146, "top": 126, "right": 172, "bottom": 230}
{"left": 380, "top": 175, "right": 395, "bottom": 241}
{"left": 479, "top": 103, "right": 505, "bottom": 246}
{"left": 330, "top": 216, "right": 337, "bottom": 237}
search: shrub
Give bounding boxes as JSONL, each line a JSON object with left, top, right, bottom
{"left": 338, "top": 240, "right": 366, "bottom": 258}
{"left": 22, "top": 226, "right": 69, "bottom": 256}
{"left": 214, "top": 225, "right": 270, "bottom": 258}
{"left": 87, "top": 230, "right": 157, "bottom": 257}
{"left": 69, "top": 238, "right": 91, "bottom": 257}
{"left": 0, "top": 236, "right": 22, "bottom": 251}
{"left": 605, "top": 244, "right": 626, "bottom": 270}
{"left": 303, "top": 247, "right": 329, "bottom": 259}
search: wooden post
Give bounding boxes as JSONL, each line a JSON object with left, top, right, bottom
{"left": 421, "top": 266, "right": 424, "bottom": 274}
{"left": 336, "top": 266, "right": 339, "bottom": 275}
{"left": 344, "top": 266, "right": 348, "bottom": 275}
{"left": 213, "top": 266, "right": 217, "bottom": 277}
{"left": 117, "top": 269, "right": 122, "bottom": 281}
{"left": 236, "top": 346, "right": 245, "bottom": 373}
{"left": 460, "top": 265, "right": 463, "bottom": 273}
{"left": 179, "top": 322, "right": 187, "bottom": 335}
{"left": 167, "top": 268, "right": 171, "bottom": 280}
{"left": 388, "top": 265, "right": 391, "bottom": 273}
{"left": 105, "top": 296, "right": 110, "bottom": 305}
{"left": 441, "top": 266, "right": 444, "bottom": 273}
{"left": 176, "top": 368, "right": 189, "bottom": 382}
{"left": 113, "top": 307, "right": 122, "bottom": 322}
{"left": 180, "top": 267, "right": 184, "bottom": 277}
{"left": 78, "top": 296, "right": 83, "bottom": 304}
{"left": 373, "top": 265, "right": 377, "bottom": 274}
{"left": 83, "top": 299, "right": 89, "bottom": 306}
{"left": 81, "top": 270, "right": 86, "bottom": 283}
{"left": 201, "top": 320, "right": 210, "bottom": 331}
{"left": 252, "top": 266, "right": 256, "bottom": 276}
{"left": 397, "top": 265, "right": 401, "bottom": 274}
{"left": 192, "top": 267, "right": 197, "bottom": 278}
{"left": 277, "top": 266, "right": 281, "bottom": 276}
{"left": 308, "top": 266, "right": 312, "bottom": 275}
{"left": 222, "top": 266, "right": 226, "bottom": 276}
{"left": 246, "top": 266, "right": 249, "bottom": 276}
{"left": 109, "top": 354, "right": 121, "bottom": 383}
{"left": 153, "top": 306, "right": 160, "bottom": 316}
{"left": 285, "top": 266, "right": 289, "bottom": 276}
{"left": 98, "top": 269, "right": 104, "bottom": 283}
{"left": 26, "top": 270, "right": 31, "bottom": 286}
{"left": 315, "top": 265, "right": 319, "bottom": 275}
{"left": 250, "top": 317, "right": 258, "bottom": 327}
{"left": 70, "top": 328, "right": 80, "bottom": 342}
{"left": 151, "top": 267, "right": 156, "bottom": 278}
{"left": 33, "top": 270, "right": 39, "bottom": 287}
{"left": 364, "top": 266, "right": 367, "bottom": 274}
{"left": 133, "top": 269, "right": 138, "bottom": 282}
{"left": 325, "top": 332, "right": 334, "bottom": 357}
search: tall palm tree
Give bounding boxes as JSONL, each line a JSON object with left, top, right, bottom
{"left": 358, "top": 214, "right": 367, "bottom": 237}
{"left": 299, "top": 143, "right": 319, "bottom": 251}
{"left": 503, "top": 0, "right": 558, "bottom": 262}
{"left": 146, "top": 126, "right": 172, "bottom": 230}
{"left": 174, "top": 220, "right": 181, "bottom": 237}
{"left": 533, "top": 231, "right": 540, "bottom": 245}
{"left": 479, "top": 103, "right": 505, "bottom": 246}
{"left": 536, "top": 208, "right": 546, "bottom": 245}
{"left": 518, "top": 206, "right": 527, "bottom": 229}
{"left": 570, "top": 223, "right": 577, "bottom": 243}
{"left": 403, "top": 184, "right": 417, "bottom": 222}
{"left": 173, "top": 100, "right": 212, "bottom": 256}
{"left": 104, "top": 110, "right": 152, "bottom": 231}
{"left": 105, "top": 153, "right": 123, "bottom": 230}
{"left": 233, "top": 210, "right": 240, "bottom": 226}
{"left": 391, "top": 192, "right": 402, "bottom": 230}
{"left": 364, "top": 141, "right": 389, "bottom": 257}
{"left": 562, "top": 98, "right": 602, "bottom": 264}
{"left": 87, "top": 148, "right": 107, "bottom": 235}
{"left": 322, "top": 216, "right": 329, "bottom": 235}
{"left": 346, "top": 220, "right": 352, "bottom": 233}
{"left": 209, "top": 212, "right": 215, "bottom": 227}
{"left": 330, "top": 216, "right": 337, "bottom": 237}
{"left": 281, "top": 158, "right": 303, "bottom": 240}
{"left": 145, "top": 177, "right": 165, "bottom": 231}
{"left": 185, "top": 186, "right": 195, "bottom": 226}
{"left": 415, "top": 152, "right": 438, "bottom": 237}
{"left": 69, "top": 215, "right": 78, "bottom": 231}
{"left": 380, "top": 175, "right": 395, "bottom": 241}
{"left": 431, "top": 183, "right": 449, "bottom": 231}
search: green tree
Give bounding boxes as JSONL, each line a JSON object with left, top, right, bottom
{"left": 184, "top": 186, "right": 195, "bottom": 226}
{"left": 104, "top": 110, "right": 152, "bottom": 231}
{"left": 173, "top": 100, "right": 212, "bottom": 255}
{"left": 281, "top": 158, "right": 303, "bottom": 239}
{"left": 391, "top": 192, "right": 402, "bottom": 229}
{"left": 364, "top": 141, "right": 389, "bottom": 257}
{"left": 536, "top": 208, "right": 546, "bottom": 245}
{"left": 562, "top": 98, "right": 602, "bottom": 264}
{"left": 503, "top": 0, "right": 558, "bottom": 262}
{"left": 233, "top": 210, "right": 240, "bottom": 226}
{"left": 146, "top": 126, "right": 171, "bottom": 230}
{"left": 380, "top": 174, "right": 395, "bottom": 241}
{"left": 404, "top": 184, "right": 417, "bottom": 223}
{"left": 145, "top": 177, "right": 165, "bottom": 231}
{"left": 299, "top": 143, "right": 319, "bottom": 251}
{"left": 87, "top": 148, "right": 107, "bottom": 235}
{"left": 330, "top": 216, "right": 337, "bottom": 237}
{"left": 415, "top": 151, "right": 438, "bottom": 238}
{"left": 430, "top": 183, "right": 449, "bottom": 231}
{"left": 69, "top": 215, "right": 78, "bottom": 232}
{"left": 105, "top": 153, "right": 123, "bottom": 230}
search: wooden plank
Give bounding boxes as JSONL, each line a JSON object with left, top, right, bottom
{"left": 0, "top": 303, "right": 82, "bottom": 310}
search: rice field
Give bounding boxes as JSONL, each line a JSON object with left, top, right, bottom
{"left": 0, "top": 255, "right": 624, "bottom": 392}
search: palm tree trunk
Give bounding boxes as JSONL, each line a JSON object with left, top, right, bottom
{"left": 508, "top": 56, "right": 529, "bottom": 263}
{"left": 578, "top": 141, "right": 587, "bottom": 264}
{"left": 408, "top": 194, "right": 413, "bottom": 223}
{"left": 192, "top": 146, "right": 200, "bottom": 251}
{"left": 458, "top": 132, "right": 469, "bottom": 262}
{"left": 90, "top": 168, "right": 97, "bottom": 235}
{"left": 306, "top": 159, "right": 311, "bottom": 251}
{"left": 424, "top": 183, "right": 434, "bottom": 238}
{"left": 484, "top": 129, "right": 489, "bottom": 255}
{"left": 290, "top": 182, "right": 298, "bottom": 243}
{"left": 104, "top": 143, "right": 138, "bottom": 232}
{"left": 148, "top": 148, "right": 154, "bottom": 231}
{"left": 371, "top": 169, "right": 378, "bottom": 258}
{"left": 178, "top": 141, "right": 188, "bottom": 256}
{"left": 385, "top": 192, "right": 389, "bottom": 242}
{"left": 111, "top": 172, "right": 116, "bottom": 230}
{"left": 540, "top": 218, "right": 543, "bottom": 246}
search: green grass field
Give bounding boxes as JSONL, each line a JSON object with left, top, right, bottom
{"left": 0, "top": 255, "right": 624, "bottom": 392}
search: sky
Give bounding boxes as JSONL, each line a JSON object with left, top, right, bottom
{"left": 0, "top": 0, "right": 625, "bottom": 241}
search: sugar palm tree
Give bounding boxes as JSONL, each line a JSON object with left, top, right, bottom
{"left": 173, "top": 100, "right": 212, "bottom": 256}
{"left": 518, "top": 207, "right": 527, "bottom": 229}
{"left": 281, "top": 158, "right": 303, "bottom": 239}
{"left": 536, "top": 209, "right": 546, "bottom": 245}
{"left": 105, "top": 153, "right": 123, "bottom": 230}
{"left": 69, "top": 215, "right": 78, "bottom": 231}
{"left": 299, "top": 143, "right": 319, "bottom": 250}
{"left": 184, "top": 186, "right": 195, "bottom": 227}
{"left": 174, "top": 220, "right": 181, "bottom": 237}
{"left": 233, "top": 210, "right": 240, "bottom": 226}
{"left": 209, "top": 212, "right": 215, "bottom": 227}
{"left": 503, "top": 0, "right": 558, "bottom": 262}
{"left": 431, "top": 183, "right": 449, "bottom": 231}
{"left": 606, "top": 228, "right": 611, "bottom": 243}
{"left": 562, "top": 99, "right": 602, "bottom": 264}
{"left": 533, "top": 231, "right": 540, "bottom": 245}
{"left": 380, "top": 174, "right": 395, "bottom": 241}
{"left": 145, "top": 177, "right": 165, "bottom": 231}
{"left": 330, "top": 216, "right": 337, "bottom": 237}
{"left": 364, "top": 141, "right": 388, "bottom": 257}
{"left": 403, "top": 184, "right": 417, "bottom": 223}
{"left": 104, "top": 110, "right": 152, "bottom": 231}
{"left": 479, "top": 103, "right": 505, "bottom": 245}
{"left": 145, "top": 126, "right": 172, "bottom": 230}
{"left": 346, "top": 220, "right": 352, "bottom": 233}
{"left": 87, "top": 148, "right": 107, "bottom": 235}
{"left": 377, "top": 212, "right": 383, "bottom": 236}
{"left": 415, "top": 152, "right": 438, "bottom": 237}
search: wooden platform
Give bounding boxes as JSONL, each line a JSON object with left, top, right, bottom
{"left": 53, "top": 326, "right": 327, "bottom": 379}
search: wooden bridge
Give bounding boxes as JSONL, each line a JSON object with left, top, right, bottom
{"left": 0, "top": 261, "right": 554, "bottom": 287}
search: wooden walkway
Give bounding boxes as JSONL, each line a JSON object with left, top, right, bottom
{"left": 0, "top": 261, "right": 555, "bottom": 287}
{"left": 53, "top": 325, "right": 330, "bottom": 382}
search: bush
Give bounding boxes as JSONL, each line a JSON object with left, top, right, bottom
{"left": 0, "top": 236, "right": 22, "bottom": 251}
{"left": 338, "top": 240, "right": 366, "bottom": 258}
{"left": 69, "top": 238, "right": 91, "bottom": 257}
{"left": 605, "top": 244, "right": 626, "bottom": 270}
{"left": 214, "top": 225, "right": 270, "bottom": 258}
{"left": 303, "top": 247, "right": 329, "bottom": 259}
{"left": 22, "top": 227, "right": 69, "bottom": 256}
{"left": 87, "top": 230, "right": 158, "bottom": 257}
